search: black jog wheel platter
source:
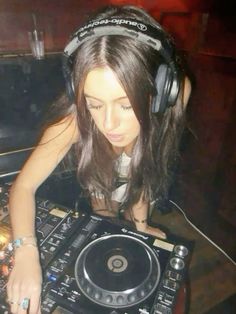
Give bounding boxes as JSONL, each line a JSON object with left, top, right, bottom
{"left": 40, "top": 214, "right": 191, "bottom": 314}
{"left": 75, "top": 235, "right": 160, "bottom": 308}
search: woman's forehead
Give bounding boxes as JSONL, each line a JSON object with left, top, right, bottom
{"left": 84, "top": 67, "right": 127, "bottom": 101}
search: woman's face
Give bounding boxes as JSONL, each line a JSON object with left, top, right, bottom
{"left": 83, "top": 67, "right": 140, "bottom": 149}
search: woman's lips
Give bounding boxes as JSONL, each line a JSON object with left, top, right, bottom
{"left": 106, "top": 133, "right": 124, "bottom": 142}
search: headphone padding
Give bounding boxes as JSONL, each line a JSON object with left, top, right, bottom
{"left": 152, "top": 64, "right": 172, "bottom": 113}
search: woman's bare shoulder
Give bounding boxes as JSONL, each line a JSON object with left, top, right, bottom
{"left": 40, "top": 110, "right": 79, "bottom": 146}
{"left": 13, "top": 111, "right": 79, "bottom": 191}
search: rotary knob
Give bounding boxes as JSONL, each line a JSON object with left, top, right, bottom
{"left": 64, "top": 275, "right": 73, "bottom": 285}
{"left": 170, "top": 257, "right": 185, "bottom": 270}
{"left": 174, "top": 245, "right": 188, "bottom": 257}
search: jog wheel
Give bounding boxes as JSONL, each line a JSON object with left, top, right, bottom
{"left": 75, "top": 234, "right": 160, "bottom": 308}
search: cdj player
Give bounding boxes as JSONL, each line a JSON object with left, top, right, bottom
{"left": 0, "top": 181, "right": 191, "bottom": 314}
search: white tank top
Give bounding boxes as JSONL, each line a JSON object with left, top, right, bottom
{"left": 112, "top": 152, "right": 131, "bottom": 202}
{"left": 90, "top": 152, "right": 131, "bottom": 203}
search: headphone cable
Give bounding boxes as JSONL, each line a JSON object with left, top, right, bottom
{"left": 169, "top": 199, "right": 236, "bottom": 267}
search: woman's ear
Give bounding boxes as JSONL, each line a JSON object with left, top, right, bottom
{"left": 182, "top": 76, "right": 192, "bottom": 109}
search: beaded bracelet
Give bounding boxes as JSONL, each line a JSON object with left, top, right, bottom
{"left": 13, "top": 236, "right": 37, "bottom": 249}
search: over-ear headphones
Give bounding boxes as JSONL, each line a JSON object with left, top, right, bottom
{"left": 62, "top": 18, "right": 181, "bottom": 113}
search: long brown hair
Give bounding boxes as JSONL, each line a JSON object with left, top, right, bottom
{"left": 48, "top": 5, "right": 186, "bottom": 211}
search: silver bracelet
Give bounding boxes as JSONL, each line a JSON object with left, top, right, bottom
{"left": 13, "top": 236, "right": 37, "bottom": 249}
{"left": 19, "top": 243, "right": 37, "bottom": 248}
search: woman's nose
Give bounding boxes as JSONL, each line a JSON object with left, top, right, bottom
{"left": 103, "top": 107, "right": 120, "bottom": 131}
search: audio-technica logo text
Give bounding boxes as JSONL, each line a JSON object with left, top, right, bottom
{"left": 78, "top": 18, "right": 148, "bottom": 34}
{"left": 136, "top": 23, "right": 147, "bottom": 31}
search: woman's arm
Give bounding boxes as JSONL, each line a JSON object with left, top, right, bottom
{"left": 9, "top": 113, "right": 78, "bottom": 238}
{"left": 130, "top": 197, "right": 166, "bottom": 239}
{"left": 7, "top": 113, "right": 79, "bottom": 314}
{"left": 183, "top": 76, "right": 192, "bottom": 109}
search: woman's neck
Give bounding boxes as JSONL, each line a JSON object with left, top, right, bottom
{"left": 112, "top": 140, "right": 135, "bottom": 157}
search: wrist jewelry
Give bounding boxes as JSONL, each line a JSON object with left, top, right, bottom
{"left": 13, "top": 235, "right": 37, "bottom": 249}
{"left": 19, "top": 242, "right": 37, "bottom": 248}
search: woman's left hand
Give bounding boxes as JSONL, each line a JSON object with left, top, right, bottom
{"left": 129, "top": 200, "right": 167, "bottom": 239}
{"left": 140, "top": 224, "right": 167, "bottom": 239}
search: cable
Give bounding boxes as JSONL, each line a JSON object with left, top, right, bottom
{"left": 169, "top": 199, "right": 236, "bottom": 267}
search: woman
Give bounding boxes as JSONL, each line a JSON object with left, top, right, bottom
{"left": 7, "top": 5, "right": 191, "bottom": 314}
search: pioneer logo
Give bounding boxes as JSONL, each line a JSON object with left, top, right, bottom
{"left": 121, "top": 228, "right": 149, "bottom": 240}
{"left": 78, "top": 18, "right": 148, "bottom": 34}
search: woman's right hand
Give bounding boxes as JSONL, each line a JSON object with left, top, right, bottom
{"left": 7, "top": 246, "right": 42, "bottom": 314}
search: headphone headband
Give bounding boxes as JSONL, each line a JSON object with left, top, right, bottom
{"left": 64, "top": 18, "right": 174, "bottom": 61}
{"left": 62, "top": 17, "right": 181, "bottom": 113}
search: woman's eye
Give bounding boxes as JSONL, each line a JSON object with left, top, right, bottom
{"left": 86, "top": 101, "right": 102, "bottom": 110}
{"left": 121, "top": 104, "right": 132, "bottom": 110}
{"left": 119, "top": 101, "right": 132, "bottom": 110}
{"left": 89, "top": 105, "right": 102, "bottom": 110}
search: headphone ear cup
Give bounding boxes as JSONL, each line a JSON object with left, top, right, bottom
{"left": 62, "top": 55, "right": 76, "bottom": 104}
{"left": 152, "top": 64, "right": 173, "bottom": 113}
{"left": 66, "top": 77, "right": 75, "bottom": 104}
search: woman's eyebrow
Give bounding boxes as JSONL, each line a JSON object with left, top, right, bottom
{"left": 84, "top": 93, "right": 128, "bottom": 101}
